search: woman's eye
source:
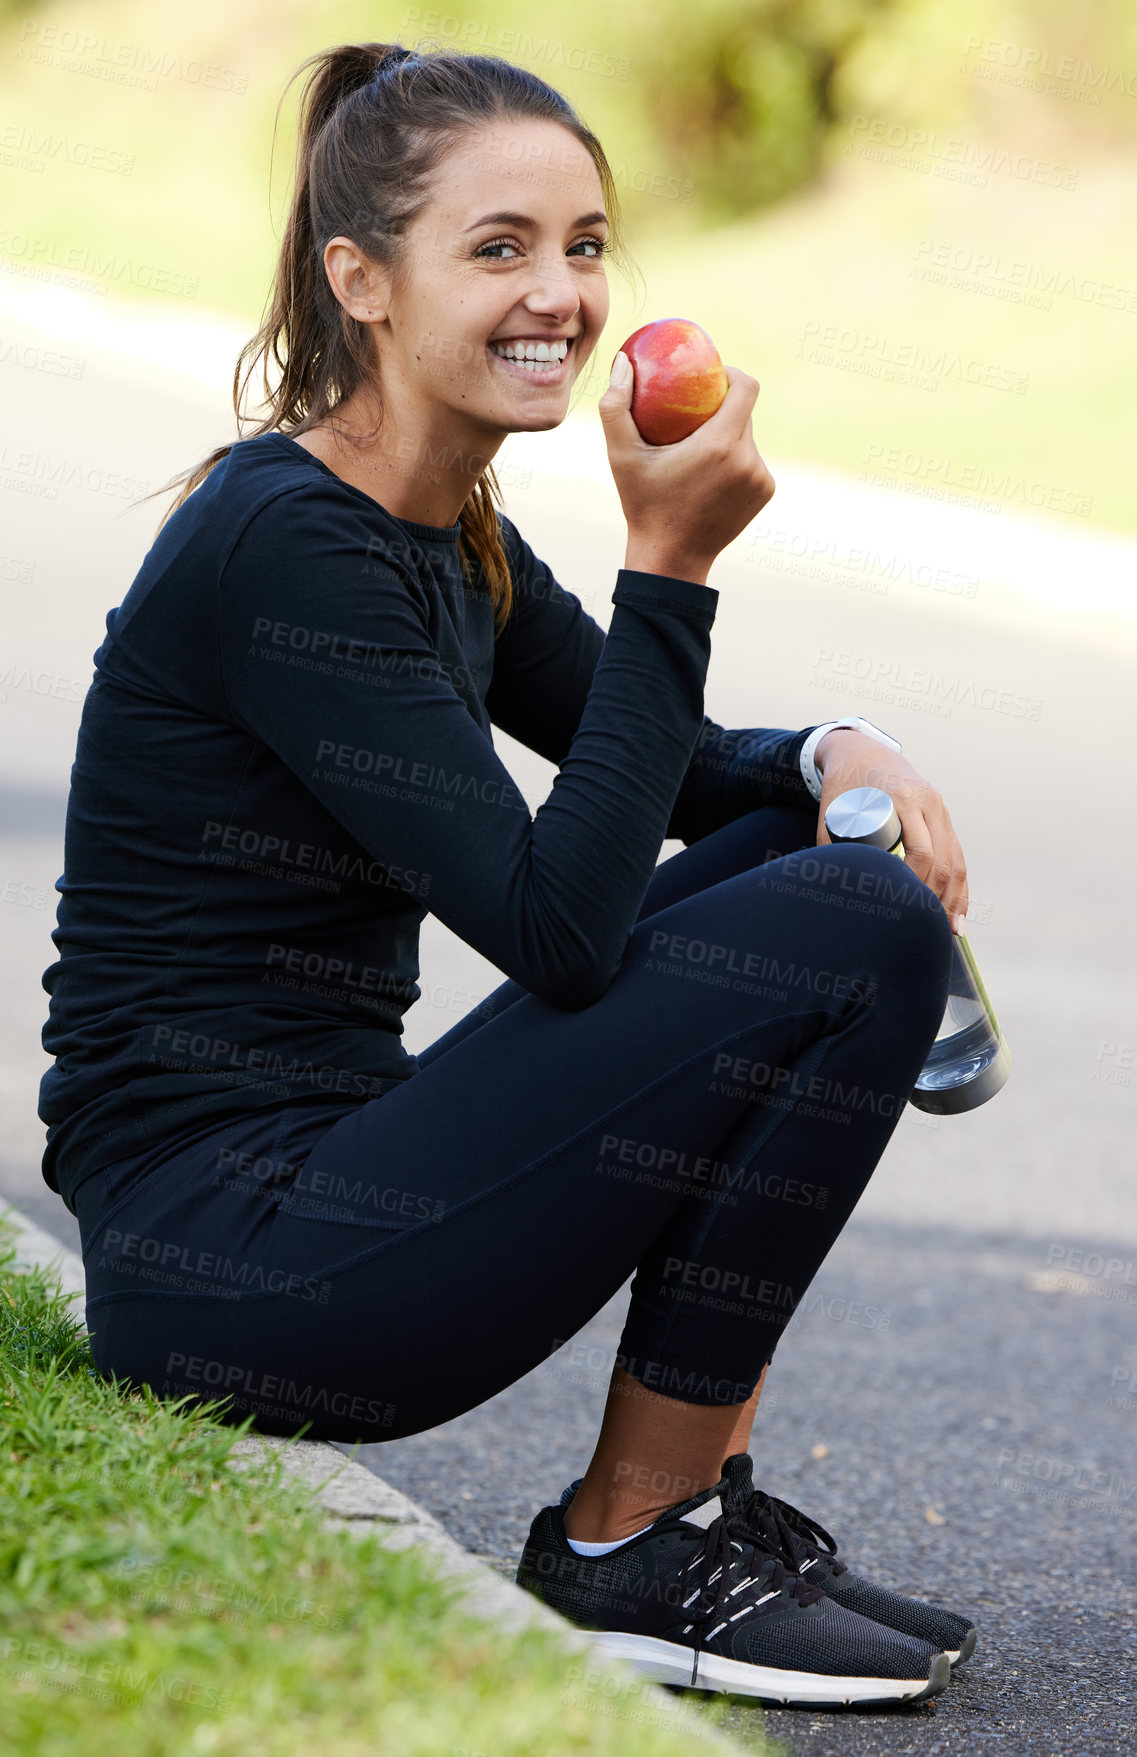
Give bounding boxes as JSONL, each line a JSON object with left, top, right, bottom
{"left": 474, "top": 234, "right": 610, "bottom": 261}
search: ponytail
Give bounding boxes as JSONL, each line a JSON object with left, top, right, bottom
{"left": 142, "top": 41, "right": 630, "bottom": 636}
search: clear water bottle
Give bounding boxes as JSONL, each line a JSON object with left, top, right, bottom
{"left": 824, "top": 786, "right": 1011, "bottom": 1115}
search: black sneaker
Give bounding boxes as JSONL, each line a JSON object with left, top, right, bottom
{"left": 521, "top": 1477, "right": 951, "bottom": 1707}
{"left": 716, "top": 1454, "right": 977, "bottom": 1668}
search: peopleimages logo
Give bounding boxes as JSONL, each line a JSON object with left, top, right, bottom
{"left": 314, "top": 739, "right": 527, "bottom": 810}
{"left": 845, "top": 115, "right": 1078, "bottom": 189}
{"left": 15, "top": 20, "right": 249, "bottom": 93}
{"left": 0, "top": 1633, "right": 231, "bottom": 1711}
{"left": 201, "top": 819, "right": 431, "bottom": 899}
{"left": 796, "top": 318, "right": 1028, "bottom": 394}
{"left": 141, "top": 1024, "right": 392, "bottom": 1099}
{"left": 813, "top": 647, "right": 1044, "bottom": 721}
{"left": 712, "top": 1053, "right": 903, "bottom": 1120}
{"left": 163, "top": 1352, "right": 395, "bottom": 1428}
{"left": 595, "top": 1131, "right": 828, "bottom": 1209}
{"left": 959, "top": 33, "right": 1137, "bottom": 98}
{"left": 860, "top": 443, "right": 1091, "bottom": 518}
{"left": 0, "top": 231, "right": 198, "bottom": 297}
{"left": 98, "top": 1227, "right": 331, "bottom": 1304}
{"left": 647, "top": 927, "right": 871, "bottom": 1000}
{"left": 911, "top": 240, "right": 1137, "bottom": 315}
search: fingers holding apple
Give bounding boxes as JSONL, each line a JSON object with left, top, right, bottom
{"left": 599, "top": 318, "right": 774, "bottom": 580}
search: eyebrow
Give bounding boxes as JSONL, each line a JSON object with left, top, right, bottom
{"left": 462, "top": 209, "right": 608, "bottom": 234}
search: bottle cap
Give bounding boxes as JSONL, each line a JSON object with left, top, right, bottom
{"left": 824, "top": 786, "right": 902, "bottom": 851}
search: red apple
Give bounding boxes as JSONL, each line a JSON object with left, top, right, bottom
{"left": 616, "top": 318, "right": 728, "bottom": 445}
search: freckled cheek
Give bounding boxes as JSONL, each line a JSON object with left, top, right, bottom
{"left": 413, "top": 319, "right": 486, "bottom": 378}
{"left": 451, "top": 297, "right": 499, "bottom": 369}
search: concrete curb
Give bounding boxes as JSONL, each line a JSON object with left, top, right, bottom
{"left": 231, "top": 1431, "right": 591, "bottom": 1640}
{"left": 0, "top": 1197, "right": 86, "bottom": 1301}
{"left": 0, "top": 1196, "right": 743, "bottom": 1751}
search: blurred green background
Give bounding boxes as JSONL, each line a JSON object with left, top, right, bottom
{"left": 2, "top": 0, "right": 1135, "bottom": 531}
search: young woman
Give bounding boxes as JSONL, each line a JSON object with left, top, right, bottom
{"left": 40, "top": 43, "right": 976, "bottom": 1707}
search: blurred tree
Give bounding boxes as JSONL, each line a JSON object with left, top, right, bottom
{"left": 639, "top": 0, "right": 901, "bottom": 219}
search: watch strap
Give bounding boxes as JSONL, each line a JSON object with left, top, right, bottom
{"left": 799, "top": 717, "right": 902, "bottom": 802}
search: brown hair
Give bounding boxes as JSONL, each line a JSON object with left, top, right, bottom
{"left": 144, "top": 42, "right": 632, "bottom": 635}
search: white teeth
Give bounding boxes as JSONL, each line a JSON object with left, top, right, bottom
{"left": 489, "top": 338, "right": 570, "bottom": 367}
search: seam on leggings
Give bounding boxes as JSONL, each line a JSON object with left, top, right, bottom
{"left": 84, "top": 1001, "right": 840, "bottom": 1309}
{"left": 78, "top": 1106, "right": 339, "bottom": 1266}
{"left": 77, "top": 1137, "right": 226, "bottom": 1265}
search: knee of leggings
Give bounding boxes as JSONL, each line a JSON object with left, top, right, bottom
{"left": 776, "top": 839, "right": 897, "bottom": 899}
{"left": 781, "top": 841, "right": 952, "bottom": 970}
{"left": 866, "top": 846, "right": 954, "bottom": 989}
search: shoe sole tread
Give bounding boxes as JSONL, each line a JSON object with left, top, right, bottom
{"left": 585, "top": 1633, "right": 952, "bottom": 1706}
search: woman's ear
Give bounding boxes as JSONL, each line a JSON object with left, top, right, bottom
{"left": 322, "top": 236, "right": 391, "bottom": 323}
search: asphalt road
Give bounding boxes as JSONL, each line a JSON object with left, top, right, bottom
{"left": 2, "top": 286, "right": 1135, "bottom": 1756}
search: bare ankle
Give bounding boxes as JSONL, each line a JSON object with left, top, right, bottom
{"left": 563, "top": 1496, "right": 670, "bottom": 1545}
{"left": 563, "top": 1473, "right": 721, "bottom": 1545}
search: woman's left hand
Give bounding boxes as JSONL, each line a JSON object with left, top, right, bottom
{"left": 813, "top": 729, "right": 969, "bottom": 934}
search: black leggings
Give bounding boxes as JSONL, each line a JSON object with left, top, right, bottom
{"left": 75, "top": 806, "right": 952, "bottom": 1444}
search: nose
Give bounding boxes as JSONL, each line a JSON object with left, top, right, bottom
{"left": 519, "top": 250, "right": 582, "bottom": 325}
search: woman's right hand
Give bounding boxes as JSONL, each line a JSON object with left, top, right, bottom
{"left": 598, "top": 352, "right": 775, "bottom": 586}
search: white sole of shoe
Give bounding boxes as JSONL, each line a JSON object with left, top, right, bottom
{"left": 586, "top": 1632, "right": 952, "bottom": 1706}
{"left": 946, "top": 1627, "right": 978, "bottom": 1668}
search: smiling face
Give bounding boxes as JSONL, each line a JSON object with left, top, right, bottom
{"left": 364, "top": 118, "right": 612, "bottom": 441}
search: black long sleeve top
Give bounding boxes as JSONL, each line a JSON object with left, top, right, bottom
{"left": 38, "top": 432, "right": 820, "bottom": 1212}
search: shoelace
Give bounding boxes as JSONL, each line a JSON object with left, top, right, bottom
{"left": 738, "top": 1491, "right": 848, "bottom": 1579}
{"left": 675, "top": 1512, "right": 825, "bottom": 1688}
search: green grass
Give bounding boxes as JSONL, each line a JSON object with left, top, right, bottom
{"left": 0, "top": 1220, "right": 778, "bottom": 1756}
